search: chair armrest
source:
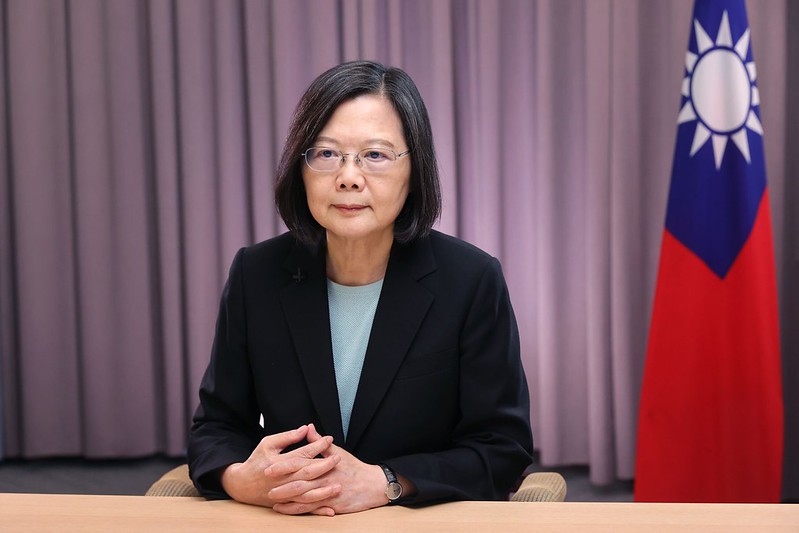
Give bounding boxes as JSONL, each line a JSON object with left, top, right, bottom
{"left": 145, "top": 464, "right": 201, "bottom": 497}
{"left": 510, "top": 472, "right": 567, "bottom": 502}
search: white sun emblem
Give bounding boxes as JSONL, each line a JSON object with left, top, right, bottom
{"left": 677, "top": 10, "right": 763, "bottom": 170}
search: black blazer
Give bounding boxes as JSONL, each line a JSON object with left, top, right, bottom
{"left": 188, "top": 230, "right": 533, "bottom": 505}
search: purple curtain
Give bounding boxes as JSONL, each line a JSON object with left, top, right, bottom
{"left": 1, "top": 0, "right": 796, "bottom": 497}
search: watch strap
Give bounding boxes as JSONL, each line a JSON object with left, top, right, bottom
{"left": 379, "top": 463, "right": 403, "bottom": 502}
{"left": 379, "top": 464, "right": 398, "bottom": 484}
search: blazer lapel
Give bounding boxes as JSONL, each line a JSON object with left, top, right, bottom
{"left": 279, "top": 241, "right": 345, "bottom": 444}
{"left": 345, "top": 237, "right": 436, "bottom": 449}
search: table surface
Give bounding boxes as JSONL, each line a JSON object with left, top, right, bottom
{"left": 0, "top": 493, "right": 797, "bottom": 532}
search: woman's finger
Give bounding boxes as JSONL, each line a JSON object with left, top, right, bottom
{"left": 265, "top": 453, "right": 339, "bottom": 479}
{"left": 286, "top": 434, "right": 334, "bottom": 459}
{"left": 310, "top": 507, "right": 336, "bottom": 517}
{"left": 272, "top": 502, "right": 335, "bottom": 516}
{"left": 269, "top": 480, "right": 341, "bottom": 503}
{"left": 254, "top": 425, "right": 309, "bottom": 454}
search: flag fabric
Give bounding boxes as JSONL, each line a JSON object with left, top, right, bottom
{"left": 635, "top": 0, "right": 783, "bottom": 502}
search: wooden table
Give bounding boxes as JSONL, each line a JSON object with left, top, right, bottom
{"left": 0, "top": 493, "right": 796, "bottom": 532}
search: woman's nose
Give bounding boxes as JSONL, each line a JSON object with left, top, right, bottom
{"left": 337, "top": 156, "right": 365, "bottom": 189}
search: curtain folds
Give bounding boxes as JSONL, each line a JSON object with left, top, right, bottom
{"left": 1, "top": 0, "right": 796, "bottom": 495}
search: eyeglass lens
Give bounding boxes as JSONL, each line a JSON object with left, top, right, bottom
{"left": 304, "top": 148, "right": 401, "bottom": 172}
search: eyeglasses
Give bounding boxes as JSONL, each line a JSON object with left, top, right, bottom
{"left": 302, "top": 147, "right": 411, "bottom": 173}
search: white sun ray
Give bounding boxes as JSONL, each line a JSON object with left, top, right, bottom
{"left": 712, "top": 134, "right": 728, "bottom": 168}
{"left": 731, "top": 129, "right": 751, "bottom": 162}
{"left": 694, "top": 20, "right": 714, "bottom": 52}
{"left": 734, "top": 28, "right": 750, "bottom": 59}
{"left": 691, "top": 123, "right": 711, "bottom": 155}
{"left": 678, "top": 101, "right": 696, "bottom": 123}
{"left": 747, "top": 62, "right": 757, "bottom": 81}
{"left": 746, "top": 111, "right": 763, "bottom": 134}
{"left": 679, "top": 10, "right": 762, "bottom": 170}
{"left": 716, "top": 11, "right": 733, "bottom": 47}
{"left": 686, "top": 51, "right": 698, "bottom": 72}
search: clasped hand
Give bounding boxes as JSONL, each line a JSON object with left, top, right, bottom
{"left": 220, "top": 424, "right": 388, "bottom": 516}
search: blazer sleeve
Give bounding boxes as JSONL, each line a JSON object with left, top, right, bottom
{"left": 187, "top": 248, "right": 265, "bottom": 498}
{"left": 384, "top": 257, "right": 534, "bottom": 504}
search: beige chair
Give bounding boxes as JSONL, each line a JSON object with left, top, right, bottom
{"left": 145, "top": 464, "right": 200, "bottom": 497}
{"left": 145, "top": 465, "right": 566, "bottom": 502}
{"left": 510, "top": 472, "right": 567, "bottom": 502}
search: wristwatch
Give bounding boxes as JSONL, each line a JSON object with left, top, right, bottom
{"left": 379, "top": 464, "right": 403, "bottom": 502}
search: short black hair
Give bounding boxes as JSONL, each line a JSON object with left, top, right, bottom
{"left": 275, "top": 60, "right": 441, "bottom": 246}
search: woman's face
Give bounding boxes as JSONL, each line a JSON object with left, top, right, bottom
{"left": 302, "top": 94, "right": 411, "bottom": 246}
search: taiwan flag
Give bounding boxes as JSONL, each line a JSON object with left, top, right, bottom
{"left": 635, "top": 0, "right": 783, "bottom": 502}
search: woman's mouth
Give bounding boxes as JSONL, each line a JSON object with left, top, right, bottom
{"left": 333, "top": 204, "right": 367, "bottom": 213}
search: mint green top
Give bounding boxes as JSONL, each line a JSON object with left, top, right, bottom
{"left": 327, "top": 278, "right": 384, "bottom": 440}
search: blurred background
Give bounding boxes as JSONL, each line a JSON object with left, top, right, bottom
{"left": 0, "top": 0, "right": 796, "bottom": 499}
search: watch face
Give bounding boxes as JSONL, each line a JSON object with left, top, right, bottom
{"left": 386, "top": 481, "right": 403, "bottom": 500}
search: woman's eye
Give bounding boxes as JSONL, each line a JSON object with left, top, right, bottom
{"left": 363, "top": 150, "right": 388, "bottom": 160}
{"left": 317, "top": 149, "right": 337, "bottom": 159}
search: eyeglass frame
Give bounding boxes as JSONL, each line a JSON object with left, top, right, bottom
{"left": 301, "top": 146, "right": 411, "bottom": 173}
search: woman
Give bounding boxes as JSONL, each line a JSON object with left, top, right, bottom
{"left": 188, "top": 60, "right": 533, "bottom": 516}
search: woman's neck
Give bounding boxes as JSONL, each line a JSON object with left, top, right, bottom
{"left": 325, "top": 232, "right": 393, "bottom": 286}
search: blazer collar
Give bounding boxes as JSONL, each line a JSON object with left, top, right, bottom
{"left": 346, "top": 237, "right": 436, "bottom": 449}
{"left": 280, "top": 240, "right": 345, "bottom": 443}
{"left": 279, "top": 236, "right": 437, "bottom": 449}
